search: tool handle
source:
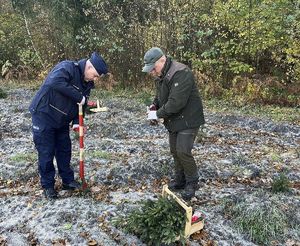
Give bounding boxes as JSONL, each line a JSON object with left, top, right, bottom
{"left": 78, "top": 104, "right": 85, "bottom": 180}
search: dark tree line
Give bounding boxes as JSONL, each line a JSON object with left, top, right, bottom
{"left": 1, "top": 0, "right": 299, "bottom": 93}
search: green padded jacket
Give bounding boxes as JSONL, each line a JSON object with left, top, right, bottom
{"left": 153, "top": 57, "right": 205, "bottom": 132}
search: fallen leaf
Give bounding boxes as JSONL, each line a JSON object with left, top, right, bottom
{"left": 285, "top": 239, "right": 300, "bottom": 246}
{"left": 63, "top": 223, "right": 72, "bottom": 230}
{"left": 52, "top": 239, "right": 66, "bottom": 246}
{"left": 88, "top": 239, "right": 98, "bottom": 246}
{"left": 90, "top": 186, "right": 101, "bottom": 193}
{"left": 79, "top": 231, "right": 89, "bottom": 239}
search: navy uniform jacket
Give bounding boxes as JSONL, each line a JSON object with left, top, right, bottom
{"left": 29, "top": 59, "right": 94, "bottom": 128}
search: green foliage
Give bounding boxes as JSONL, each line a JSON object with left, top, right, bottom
{"left": 154, "top": 158, "right": 172, "bottom": 177}
{"left": 231, "top": 153, "right": 249, "bottom": 166}
{"left": 113, "top": 196, "right": 186, "bottom": 245}
{"left": 136, "top": 90, "right": 153, "bottom": 106}
{"left": 0, "top": 88, "right": 7, "bottom": 99}
{"left": 270, "top": 153, "right": 281, "bottom": 162}
{"left": 271, "top": 173, "right": 290, "bottom": 193}
{"left": 205, "top": 75, "right": 300, "bottom": 107}
{"left": 187, "top": 0, "right": 299, "bottom": 89}
{"left": 1, "top": 0, "right": 299, "bottom": 104}
{"left": 0, "top": 13, "right": 27, "bottom": 67}
{"left": 10, "top": 153, "right": 37, "bottom": 163}
{"left": 92, "top": 87, "right": 154, "bottom": 106}
{"left": 89, "top": 150, "right": 111, "bottom": 159}
{"left": 196, "top": 125, "right": 207, "bottom": 143}
{"left": 72, "top": 132, "right": 79, "bottom": 141}
{"left": 223, "top": 197, "right": 287, "bottom": 245}
{"left": 205, "top": 97, "right": 300, "bottom": 124}
{"left": 18, "top": 49, "right": 39, "bottom": 69}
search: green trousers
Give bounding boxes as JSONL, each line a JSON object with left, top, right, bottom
{"left": 168, "top": 127, "right": 199, "bottom": 184}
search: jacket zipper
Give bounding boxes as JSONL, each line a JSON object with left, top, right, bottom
{"left": 49, "top": 104, "right": 68, "bottom": 115}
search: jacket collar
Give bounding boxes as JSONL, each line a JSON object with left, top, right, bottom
{"left": 78, "top": 59, "right": 86, "bottom": 80}
{"left": 160, "top": 56, "right": 172, "bottom": 79}
{"left": 78, "top": 59, "right": 95, "bottom": 89}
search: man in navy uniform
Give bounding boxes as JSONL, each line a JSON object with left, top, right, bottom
{"left": 29, "top": 52, "right": 108, "bottom": 199}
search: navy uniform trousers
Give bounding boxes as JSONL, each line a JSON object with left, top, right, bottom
{"left": 32, "top": 114, "right": 74, "bottom": 189}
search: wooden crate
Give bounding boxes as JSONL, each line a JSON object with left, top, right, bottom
{"left": 162, "top": 184, "right": 204, "bottom": 238}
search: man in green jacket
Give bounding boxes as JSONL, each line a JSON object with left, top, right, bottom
{"left": 143, "top": 47, "right": 205, "bottom": 200}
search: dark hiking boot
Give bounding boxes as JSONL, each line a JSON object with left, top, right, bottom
{"left": 181, "top": 182, "right": 199, "bottom": 201}
{"left": 168, "top": 180, "right": 185, "bottom": 191}
{"left": 62, "top": 180, "right": 81, "bottom": 190}
{"left": 43, "top": 188, "right": 58, "bottom": 199}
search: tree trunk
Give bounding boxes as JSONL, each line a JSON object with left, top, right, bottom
{"left": 22, "top": 11, "right": 45, "bottom": 69}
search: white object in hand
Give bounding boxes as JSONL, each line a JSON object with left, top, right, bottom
{"left": 72, "top": 124, "right": 79, "bottom": 130}
{"left": 79, "top": 96, "right": 86, "bottom": 105}
{"left": 147, "top": 110, "right": 158, "bottom": 120}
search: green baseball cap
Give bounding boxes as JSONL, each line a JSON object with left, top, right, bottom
{"left": 142, "top": 47, "right": 164, "bottom": 72}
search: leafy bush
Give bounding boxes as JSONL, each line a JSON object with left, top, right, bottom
{"left": 271, "top": 173, "right": 290, "bottom": 193}
{"left": 0, "top": 13, "right": 26, "bottom": 67}
{"left": 113, "top": 196, "right": 186, "bottom": 245}
{"left": 217, "top": 75, "right": 300, "bottom": 107}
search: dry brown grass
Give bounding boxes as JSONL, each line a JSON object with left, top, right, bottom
{"left": 95, "top": 73, "right": 118, "bottom": 91}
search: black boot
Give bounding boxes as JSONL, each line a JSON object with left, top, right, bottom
{"left": 168, "top": 180, "right": 185, "bottom": 191}
{"left": 43, "top": 188, "right": 58, "bottom": 199}
{"left": 181, "top": 182, "right": 199, "bottom": 200}
{"left": 62, "top": 180, "right": 81, "bottom": 190}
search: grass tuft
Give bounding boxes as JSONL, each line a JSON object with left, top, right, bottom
{"left": 10, "top": 153, "right": 37, "bottom": 163}
{"left": 0, "top": 88, "right": 7, "bottom": 99}
{"left": 89, "top": 150, "right": 111, "bottom": 159}
{"left": 271, "top": 173, "right": 290, "bottom": 193}
{"left": 223, "top": 196, "right": 288, "bottom": 245}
